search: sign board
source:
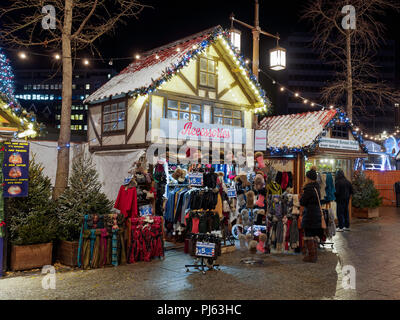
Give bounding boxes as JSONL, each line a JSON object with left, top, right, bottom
{"left": 3, "top": 141, "right": 29, "bottom": 198}
{"left": 319, "top": 138, "right": 360, "bottom": 151}
{"left": 254, "top": 130, "right": 267, "bottom": 151}
{"left": 139, "top": 205, "right": 153, "bottom": 217}
{"left": 160, "top": 119, "right": 247, "bottom": 144}
{"left": 227, "top": 188, "right": 237, "bottom": 198}
{"left": 188, "top": 173, "right": 203, "bottom": 186}
{"left": 195, "top": 242, "right": 216, "bottom": 258}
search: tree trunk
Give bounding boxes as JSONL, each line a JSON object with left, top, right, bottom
{"left": 53, "top": 0, "right": 73, "bottom": 199}
{"left": 346, "top": 29, "right": 353, "bottom": 121}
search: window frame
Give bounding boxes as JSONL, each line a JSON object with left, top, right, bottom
{"left": 165, "top": 99, "right": 203, "bottom": 122}
{"left": 198, "top": 56, "right": 217, "bottom": 89}
{"left": 101, "top": 97, "right": 127, "bottom": 136}
{"left": 212, "top": 106, "right": 243, "bottom": 127}
{"left": 331, "top": 124, "right": 349, "bottom": 139}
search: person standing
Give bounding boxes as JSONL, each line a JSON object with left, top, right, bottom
{"left": 335, "top": 169, "right": 353, "bottom": 232}
{"left": 300, "top": 168, "right": 323, "bottom": 263}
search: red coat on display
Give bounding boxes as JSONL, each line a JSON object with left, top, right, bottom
{"left": 114, "top": 185, "right": 138, "bottom": 218}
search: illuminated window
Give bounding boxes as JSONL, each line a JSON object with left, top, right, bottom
{"left": 166, "top": 100, "right": 201, "bottom": 122}
{"left": 199, "top": 57, "right": 217, "bottom": 88}
{"left": 102, "top": 101, "right": 126, "bottom": 133}
{"left": 85, "top": 84, "right": 90, "bottom": 90}
{"left": 213, "top": 107, "right": 242, "bottom": 127}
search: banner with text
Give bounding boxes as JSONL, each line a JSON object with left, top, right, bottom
{"left": 3, "top": 141, "right": 29, "bottom": 198}
{"left": 319, "top": 138, "right": 360, "bottom": 151}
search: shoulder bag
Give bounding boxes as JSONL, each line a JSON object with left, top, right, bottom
{"left": 314, "top": 188, "right": 327, "bottom": 229}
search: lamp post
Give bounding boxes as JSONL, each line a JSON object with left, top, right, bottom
{"left": 230, "top": 0, "right": 286, "bottom": 78}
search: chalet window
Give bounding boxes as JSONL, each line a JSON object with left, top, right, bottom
{"left": 213, "top": 107, "right": 242, "bottom": 127}
{"left": 102, "top": 101, "right": 126, "bottom": 133}
{"left": 166, "top": 100, "right": 202, "bottom": 122}
{"left": 199, "top": 57, "right": 217, "bottom": 88}
{"left": 331, "top": 124, "right": 348, "bottom": 139}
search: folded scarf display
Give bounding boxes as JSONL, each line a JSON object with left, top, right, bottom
{"left": 129, "top": 216, "right": 164, "bottom": 263}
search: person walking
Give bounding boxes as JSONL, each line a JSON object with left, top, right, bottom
{"left": 335, "top": 169, "right": 353, "bottom": 232}
{"left": 300, "top": 168, "right": 323, "bottom": 263}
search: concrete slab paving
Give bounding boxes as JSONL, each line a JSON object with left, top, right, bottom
{"left": 1, "top": 207, "right": 400, "bottom": 300}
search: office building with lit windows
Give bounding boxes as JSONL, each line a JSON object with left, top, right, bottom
{"left": 275, "top": 32, "right": 397, "bottom": 134}
{"left": 14, "top": 68, "right": 116, "bottom": 141}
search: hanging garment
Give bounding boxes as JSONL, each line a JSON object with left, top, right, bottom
{"left": 324, "top": 172, "right": 336, "bottom": 202}
{"left": 267, "top": 181, "right": 282, "bottom": 196}
{"left": 275, "top": 171, "right": 282, "bottom": 186}
{"left": 292, "top": 194, "right": 300, "bottom": 214}
{"left": 289, "top": 216, "right": 299, "bottom": 249}
{"left": 114, "top": 186, "right": 138, "bottom": 218}
{"left": 320, "top": 173, "right": 327, "bottom": 200}
{"left": 281, "top": 172, "right": 289, "bottom": 191}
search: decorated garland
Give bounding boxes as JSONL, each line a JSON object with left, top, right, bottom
{"left": 126, "top": 26, "right": 272, "bottom": 112}
{"left": 265, "top": 107, "right": 369, "bottom": 156}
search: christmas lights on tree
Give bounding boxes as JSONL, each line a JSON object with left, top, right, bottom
{"left": 0, "top": 47, "right": 15, "bottom": 99}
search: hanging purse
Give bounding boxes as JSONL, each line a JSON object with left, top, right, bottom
{"left": 314, "top": 188, "right": 327, "bottom": 229}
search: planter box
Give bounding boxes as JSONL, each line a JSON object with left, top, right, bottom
{"left": 11, "top": 242, "right": 52, "bottom": 271}
{"left": 57, "top": 240, "right": 79, "bottom": 267}
{"left": 352, "top": 207, "right": 380, "bottom": 219}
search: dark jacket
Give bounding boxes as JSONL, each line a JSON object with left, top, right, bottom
{"left": 334, "top": 171, "right": 353, "bottom": 203}
{"left": 300, "top": 182, "right": 322, "bottom": 229}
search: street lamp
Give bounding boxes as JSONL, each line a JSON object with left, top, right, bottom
{"left": 230, "top": 0, "right": 286, "bottom": 78}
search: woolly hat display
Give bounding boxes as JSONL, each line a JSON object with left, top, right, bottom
{"left": 246, "top": 190, "right": 255, "bottom": 209}
{"left": 245, "top": 233, "right": 253, "bottom": 243}
{"left": 306, "top": 169, "right": 317, "bottom": 181}
{"left": 238, "top": 233, "right": 247, "bottom": 250}
{"left": 237, "top": 172, "right": 250, "bottom": 187}
{"left": 172, "top": 168, "right": 183, "bottom": 180}
{"left": 177, "top": 169, "right": 187, "bottom": 183}
{"left": 255, "top": 152, "right": 265, "bottom": 168}
{"left": 256, "top": 209, "right": 265, "bottom": 216}
{"left": 254, "top": 174, "right": 265, "bottom": 190}
{"left": 259, "top": 233, "right": 267, "bottom": 242}
{"left": 249, "top": 240, "right": 258, "bottom": 254}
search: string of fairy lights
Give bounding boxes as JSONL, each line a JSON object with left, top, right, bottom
{"left": 5, "top": 28, "right": 397, "bottom": 148}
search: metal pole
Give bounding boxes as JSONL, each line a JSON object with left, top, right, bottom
{"left": 252, "top": 0, "right": 260, "bottom": 78}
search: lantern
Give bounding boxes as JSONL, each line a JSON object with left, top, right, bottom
{"left": 230, "top": 28, "right": 241, "bottom": 51}
{"left": 269, "top": 45, "right": 286, "bottom": 71}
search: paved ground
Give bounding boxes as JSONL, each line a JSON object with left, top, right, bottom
{"left": 1, "top": 207, "right": 400, "bottom": 300}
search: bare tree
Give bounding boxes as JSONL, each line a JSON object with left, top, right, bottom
{"left": 0, "top": 0, "right": 148, "bottom": 198}
{"left": 302, "top": 0, "right": 400, "bottom": 121}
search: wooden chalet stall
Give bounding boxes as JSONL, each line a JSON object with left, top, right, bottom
{"left": 258, "top": 109, "right": 368, "bottom": 198}
{"left": 85, "top": 26, "right": 271, "bottom": 194}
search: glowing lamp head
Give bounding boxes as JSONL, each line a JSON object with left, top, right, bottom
{"left": 230, "top": 28, "right": 241, "bottom": 51}
{"left": 19, "top": 52, "right": 27, "bottom": 59}
{"left": 269, "top": 46, "right": 286, "bottom": 71}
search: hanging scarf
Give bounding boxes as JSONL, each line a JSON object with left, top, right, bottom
{"left": 112, "top": 229, "right": 118, "bottom": 267}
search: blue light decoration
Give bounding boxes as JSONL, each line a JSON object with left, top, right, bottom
{"left": 264, "top": 107, "right": 369, "bottom": 156}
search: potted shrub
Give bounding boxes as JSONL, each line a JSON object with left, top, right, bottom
{"left": 351, "top": 170, "right": 383, "bottom": 218}
{"left": 7, "top": 158, "right": 57, "bottom": 271}
{"left": 56, "top": 153, "right": 112, "bottom": 266}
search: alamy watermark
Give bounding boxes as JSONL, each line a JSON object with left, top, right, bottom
{"left": 41, "top": 5, "right": 56, "bottom": 30}
{"left": 341, "top": 5, "right": 356, "bottom": 30}
{"left": 342, "top": 265, "right": 356, "bottom": 290}
{"left": 41, "top": 265, "right": 56, "bottom": 290}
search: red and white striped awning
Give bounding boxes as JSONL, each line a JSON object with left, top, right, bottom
{"left": 258, "top": 109, "right": 337, "bottom": 149}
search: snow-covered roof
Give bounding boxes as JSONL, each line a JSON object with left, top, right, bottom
{"left": 85, "top": 26, "right": 222, "bottom": 103}
{"left": 258, "top": 109, "right": 337, "bottom": 149}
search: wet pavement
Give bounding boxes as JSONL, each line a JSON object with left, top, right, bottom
{"left": 1, "top": 207, "right": 400, "bottom": 300}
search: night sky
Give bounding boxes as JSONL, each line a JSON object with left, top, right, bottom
{"left": 6, "top": 0, "right": 400, "bottom": 80}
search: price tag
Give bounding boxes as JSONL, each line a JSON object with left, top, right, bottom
{"left": 195, "top": 242, "right": 216, "bottom": 258}
{"left": 227, "top": 188, "right": 237, "bottom": 198}
{"left": 188, "top": 173, "right": 203, "bottom": 186}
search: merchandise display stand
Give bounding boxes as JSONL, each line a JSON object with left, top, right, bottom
{"left": 185, "top": 257, "right": 220, "bottom": 275}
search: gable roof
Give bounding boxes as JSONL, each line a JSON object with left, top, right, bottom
{"left": 259, "top": 109, "right": 337, "bottom": 149}
{"left": 85, "top": 26, "right": 270, "bottom": 109}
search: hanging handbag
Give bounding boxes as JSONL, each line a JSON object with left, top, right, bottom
{"left": 314, "top": 188, "right": 327, "bottom": 229}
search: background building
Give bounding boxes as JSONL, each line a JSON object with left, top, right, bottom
{"left": 14, "top": 68, "right": 116, "bottom": 141}
{"left": 274, "top": 32, "right": 397, "bottom": 135}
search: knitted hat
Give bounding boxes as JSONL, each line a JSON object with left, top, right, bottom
{"left": 306, "top": 169, "right": 317, "bottom": 181}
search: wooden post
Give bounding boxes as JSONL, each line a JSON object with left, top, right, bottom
{"left": 252, "top": 0, "right": 260, "bottom": 78}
